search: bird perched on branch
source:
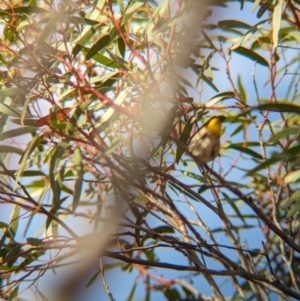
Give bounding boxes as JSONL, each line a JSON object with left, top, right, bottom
{"left": 187, "top": 115, "right": 225, "bottom": 164}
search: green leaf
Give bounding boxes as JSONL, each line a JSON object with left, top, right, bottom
{"left": 284, "top": 170, "right": 300, "bottom": 184}
{"left": 254, "top": 102, "right": 300, "bottom": 114}
{"left": 85, "top": 35, "right": 111, "bottom": 60}
{"left": 222, "top": 192, "right": 246, "bottom": 225}
{"left": 232, "top": 46, "right": 269, "bottom": 66}
{"left": 245, "top": 157, "right": 278, "bottom": 175}
{"left": 103, "top": 137, "right": 121, "bottom": 156}
{"left": 85, "top": 270, "right": 101, "bottom": 289}
{"left": 81, "top": 47, "right": 122, "bottom": 69}
{"left": 0, "top": 88, "right": 26, "bottom": 99}
{"left": 0, "top": 127, "right": 36, "bottom": 141}
{"left": 127, "top": 282, "right": 137, "bottom": 301}
{"left": 237, "top": 74, "right": 247, "bottom": 103}
{"left": 49, "top": 142, "right": 68, "bottom": 205}
{"left": 230, "top": 19, "right": 269, "bottom": 50}
{"left": 228, "top": 144, "right": 263, "bottom": 160}
{"left": 117, "top": 37, "right": 125, "bottom": 58}
{"left": 85, "top": 27, "right": 118, "bottom": 61}
{"left": 14, "top": 135, "right": 43, "bottom": 189}
{"left": 0, "top": 145, "right": 23, "bottom": 156}
{"left": 257, "top": 0, "right": 273, "bottom": 18}
{"left": 0, "top": 103, "right": 22, "bottom": 117}
{"left": 125, "top": 1, "right": 144, "bottom": 15}
{"left": 206, "top": 91, "right": 235, "bottom": 107}
{"left": 196, "top": 50, "right": 216, "bottom": 87}
{"left": 252, "top": 0, "right": 261, "bottom": 12}
{"left": 218, "top": 20, "right": 251, "bottom": 30}
{"left": 286, "top": 200, "right": 300, "bottom": 219}
{"left": 281, "top": 190, "right": 300, "bottom": 207}
{"left": 6, "top": 245, "right": 22, "bottom": 268}
{"left": 153, "top": 226, "right": 175, "bottom": 234}
{"left": 10, "top": 206, "right": 20, "bottom": 238}
{"left": 0, "top": 6, "right": 48, "bottom": 15}
{"left": 72, "top": 23, "right": 103, "bottom": 57}
{"left": 8, "top": 285, "right": 18, "bottom": 301}
{"left": 176, "top": 121, "right": 193, "bottom": 163}
{"left": 72, "top": 147, "right": 83, "bottom": 212}
{"left": 268, "top": 127, "right": 300, "bottom": 144}
{"left": 26, "top": 238, "right": 43, "bottom": 246}
{"left": 68, "top": 16, "right": 99, "bottom": 26}
{"left": 152, "top": 0, "right": 169, "bottom": 17}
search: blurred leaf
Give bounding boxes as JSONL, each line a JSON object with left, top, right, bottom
{"left": 237, "top": 74, "right": 247, "bottom": 103}
{"left": 268, "top": 127, "right": 300, "bottom": 143}
{"left": 176, "top": 121, "right": 193, "bottom": 163}
{"left": 153, "top": 226, "right": 175, "bottom": 234}
{"left": 38, "top": 9, "right": 68, "bottom": 45}
{"left": 206, "top": 91, "right": 235, "bottom": 107}
{"left": 222, "top": 192, "right": 246, "bottom": 225}
{"left": 0, "top": 127, "right": 36, "bottom": 141}
{"left": 0, "top": 145, "right": 23, "bottom": 156}
{"left": 85, "top": 270, "right": 101, "bottom": 289}
{"left": 0, "top": 103, "right": 22, "bottom": 118}
{"left": 26, "top": 238, "right": 43, "bottom": 246}
{"left": 10, "top": 206, "right": 20, "bottom": 238}
{"left": 218, "top": 20, "right": 251, "bottom": 30}
{"left": 6, "top": 245, "right": 22, "bottom": 268}
{"left": 72, "top": 147, "right": 83, "bottom": 212}
{"left": 81, "top": 47, "right": 122, "bottom": 69}
{"left": 232, "top": 46, "right": 269, "bottom": 66}
{"left": 284, "top": 170, "right": 300, "bottom": 184}
{"left": 125, "top": 1, "right": 144, "bottom": 15}
{"left": 0, "top": 6, "right": 48, "bottom": 15}
{"left": 85, "top": 35, "right": 111, "bottom": 60}
{"left": 282, "top": 190, "right": 300, "bottom": 207}
{"left": 272, "top": 0, "right": 282, "bottom": 48}
{"left": 152, "top": 0, "right": 169, "bottom": 17}
{"left": 228, "top": 143, "right": 263, "bottom": 160}
{"left": 8, "top": 285, "right": 18, "bottom": 301}
{"left": 257, "top": 0, "right": 273, "bottom": 18}
{"left": 117, "top": 38, "right": 126, "bottom": 58}
{"left": 127, "top": 282, "right": 137, "bottom": 301}
{"left": 245, "top": 157, "right": 278, "bottom": 175}
{"left": 252, "top": 0, "right": 261, "bottom": 12}
{"left": 49, "top": 142, "right": 68, "bottom": 205}
{"left": 72, "top": 23, "right": 103, "bottom": 57}
{"left": 230, "top": 19, "right": 268, "bottom": 50}
{"left": 164, "top": 288, "right": 181, "bottom": 301}
{"left": 196, "top": 50, "right": 216, "bottom": 87}
{"left": 15, "top": 135, "right": 43, "bottom": 188}
{"left": 286, "top": 200, "right": 300, "bottom": 219}
{"left": 0, "top": 88, "right": 26, "bottom": 99}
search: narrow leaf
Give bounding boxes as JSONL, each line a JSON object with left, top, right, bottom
{"left": 15, "top": 135, "right": 43, "bottom": 189}
{"left": 237, "top": 74, "right": 247, "bottom": 103}
{"left": 233, "top": 46, "right": 269, "bottom": 66}
{"left": 85, "top": 35, "right": 111, "bottom": 60}
{"left": 0, "top": 127, "right": 36, "bottom": 141}
{"left": 49, "top": 142, "right": 68, "bottom": 205}
{"left": 272, "top": 0, "right": 282, "bottom": 48}
{"left": 176, "top": 121, "right": 193, "bottom": 163}
{"left": 27, "top": 238, "right": 43, "bottom": 246}
{"left": 72, "top": 147, "right": 83, "bottom": 212}
{"left": 206, "top": 91, "right": 235, "bottom": 107}
{"left": 10, "top": 205, "right": 20, "bottom": 237}
{"left": 257, "top": 0, "right": 273, "bottom": 18}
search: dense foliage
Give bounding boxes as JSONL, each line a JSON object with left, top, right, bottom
{"left": 1, "top": 0, "right": 300, "bottom": 300}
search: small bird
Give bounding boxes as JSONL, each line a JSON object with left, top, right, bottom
{"left": 187, "top": 115, "right": 225, "bottom": 164}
